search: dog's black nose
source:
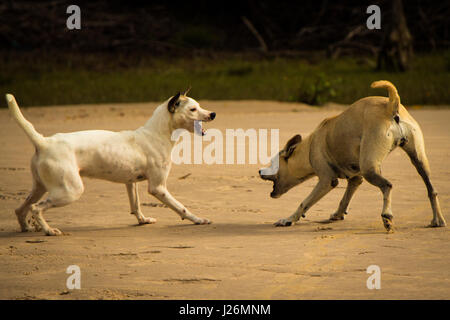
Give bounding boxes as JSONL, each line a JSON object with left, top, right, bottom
{"left": 210, "top": 112, "right": 216, "bottom": 120}
{"left": 258, "top": 169, "right": 262, "bottom": 176}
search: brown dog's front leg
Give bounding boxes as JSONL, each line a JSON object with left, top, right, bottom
{"left": 274, "top": 178, "right": 338, "bottom": 226}
{"left": 330, "top": 176, "right": 363, "bottom": 221}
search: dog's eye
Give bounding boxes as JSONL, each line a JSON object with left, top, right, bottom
{"left": 175, "top": 101, "right": 180, "bottom": 107}
{"left": 190, "top": 108, "right": 197, "bottom": 112}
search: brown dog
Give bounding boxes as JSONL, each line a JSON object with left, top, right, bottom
{"left": 259, "top": 80, "right": 446, "bottom": 231}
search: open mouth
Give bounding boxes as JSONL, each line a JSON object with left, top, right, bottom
{"left": 194, "top": 120, "right": 207, "bottom": 136}
{"left": 270, "top": 182, "right": 281, "bottom": 198}
{"left": 260, "top": 173, "right": 275, "bottom": 181}
{"left": 259, "top": 171, "right": 280, "bottom": 198}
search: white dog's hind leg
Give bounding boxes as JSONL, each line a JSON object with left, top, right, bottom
{"left": 330, "top": 176, "right": 363, "bottom": 221}
{"left": 148, "top": 184, "right": 211, "bottom": 225}
{"left": 30, "top": 199, "right": 62, "bottom": 236}
{"left": 15, "top": 180, "right": 46, "bottom": 232}
{"left": 31, "top": 189, "right": 83, "bottom": 236}
{"left": 30, "top": 169, "right": 84, "bottom": 236}
{"left": 126, "top": 183, "right": 156, "bottom": 225}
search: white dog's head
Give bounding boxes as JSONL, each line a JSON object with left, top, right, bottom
{"left": 167, "top": 89, "right": 216, "bottom": 135}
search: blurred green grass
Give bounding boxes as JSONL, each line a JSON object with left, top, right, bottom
{"left": 1, "top": 52, "right": 449, "bottom": 107}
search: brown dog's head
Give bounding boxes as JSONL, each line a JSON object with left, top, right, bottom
{"left": 259, "top": 134, "right": 311, "bottom": 198}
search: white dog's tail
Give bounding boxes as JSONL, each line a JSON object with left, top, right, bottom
{"left": 5, "top": 94, "right": 46, "bottom": 149}
{"left": 370, "top": 80, "right": 400, "bottom": 116}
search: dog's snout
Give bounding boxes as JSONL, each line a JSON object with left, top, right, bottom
{"left": 209, "top": 112, "right": 216, "bottom": 120}
{"left": 259, "top": 169, "right": 269, "bottom": 180}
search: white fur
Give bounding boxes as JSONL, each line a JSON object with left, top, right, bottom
{"left": 6, "top": 93, "right": 215, "bottom": 236}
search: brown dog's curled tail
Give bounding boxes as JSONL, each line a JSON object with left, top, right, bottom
{"left": 370, "top": 80, "right": 400, "bottom": 117}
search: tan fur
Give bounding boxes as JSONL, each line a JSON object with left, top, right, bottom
{"left": 260, "top": 80, "right": 446, "bottom": 231}
{"left": 371, "top": 80, "right": 400, "bottom": 116}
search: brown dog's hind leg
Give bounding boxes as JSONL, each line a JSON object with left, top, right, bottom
{"left": 360, "top": 126, "right": 395, "bottom": 232}
{"left": 362, "top": 166, "right": 394, "bottom": 232}
{"left": 330, "top": 176, "right": 363, "bottom": 221}
{"left": 401, "top": 129, "right": 446, "bottom": 227}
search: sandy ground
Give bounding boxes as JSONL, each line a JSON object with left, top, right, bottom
{"left": 0, "top": 100, "right": 449, "bottom": 300}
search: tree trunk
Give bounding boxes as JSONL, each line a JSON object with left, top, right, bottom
{"left": 377, "top": 0, "right": 413, "bottom": 71}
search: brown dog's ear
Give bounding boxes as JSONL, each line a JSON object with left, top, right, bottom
{"left": 168, "top": 92, "right": 181, "bottom": 113}
{"left": 281, "top": 134, "right": 302, "bottom": 159}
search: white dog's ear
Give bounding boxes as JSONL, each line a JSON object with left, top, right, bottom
{"left": 168, "top": 92, "right": 181, "bottom": 113}
{"left": 281, "top": 134, "right": 302, "bottom": 159}
{"left": 183, "top": 86, "right": 191, "bottom": 96}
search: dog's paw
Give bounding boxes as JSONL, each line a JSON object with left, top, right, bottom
{"left": 26, "top": 216, "right": 42, "bottom": 232}
{"left": 381, "top": 215, "right": 394, "bottom": 233}
{"left": 194, "top": 218, "right": 211, "bottom": 225}
{"left": 17, "top": 217, "right": 34, "bottom": 232}
{"left": 274, "top": 219, "right": 293, "bottom": 227}
{"left": 329, "top": 212, "right": 346, "bottom": 221}
{"left": 45, "top": 228, "right": 63, "bottom": 236}
{"left": 429, "top": 218, "right": 447, "bottom": 228}
{"left": 19, "top": 223, "right": 35, "bottom": 232}
{"left": 139, "top": 217, "right": 157, "bottom": 225}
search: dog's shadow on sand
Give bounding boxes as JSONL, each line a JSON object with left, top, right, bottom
{"left": 0, "top": 218, "right": 420, "bottom": 238}
{"left": 162, "top": 219, "right": 392, "bottom": 236}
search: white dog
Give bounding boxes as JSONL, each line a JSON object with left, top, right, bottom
{"left": 6, "top": 90, "right": 216, "bottom": 236}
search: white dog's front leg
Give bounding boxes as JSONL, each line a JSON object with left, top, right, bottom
{"left": 126, "top": 183, "right": 156, "bottom": 225}
{"left": 148, "top": 185, "right": 211, "bottom": 225}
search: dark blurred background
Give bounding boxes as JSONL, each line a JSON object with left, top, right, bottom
{"left": 1, "top": 0, "right": 449, "bottom": 106}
